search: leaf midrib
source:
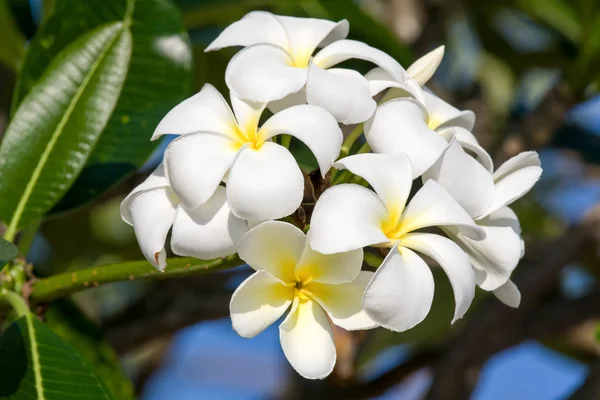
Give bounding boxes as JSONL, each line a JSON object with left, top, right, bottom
{"left": 26, "top": 313, "right": 45, "bottom": 400}
{"left": 4, "top": 0, "right": 136, "bottom": 240}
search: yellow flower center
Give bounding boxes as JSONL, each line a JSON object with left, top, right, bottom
{"left": 427, "top": 114, "right": 443, "bottom": 131}
{"left": 229, "top": 118, "right": 264, "bottom": 151}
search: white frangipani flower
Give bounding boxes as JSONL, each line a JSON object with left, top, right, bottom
{"left": 230, "top": 221, "right": 376, "bottom": 379}
{"left": 205, "top": 11, "right": 422, "bottom": 124}
{"left": 308, "top": 153, "right": 484, "bottom": 332}
{"left": 423, "top": 139, "right": 542, "bottom": 297}
{"left": 153, "top": 84, "right": 342, "bottom": 221}
{"left": 364, "top": 90, "right": 491, "bottom": 177}
{"left": 120, "top": 164, "right": 248, "bottom": 271}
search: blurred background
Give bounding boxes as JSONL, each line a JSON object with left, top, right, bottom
{"left": 2, "top": 0, "right": 600, "bottom": 399}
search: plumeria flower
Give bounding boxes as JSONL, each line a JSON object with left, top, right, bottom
{"left": 205, "top": 11, "right": 422, "bottom": 124}
{"left": 152, "top": 84, "right": 342, "bottom": 221}
{"left": 230, "top": 221, "right": 376, "bottom": 379}
{"left": 308, "top": 153, "right": 484, "bottom": 332}
{"left": 120, "top": 164, "right": 248, "bottom": 271}
{"left": 365, "top": 81, "right": 492, "bottom": 175}
{"left": 423, "top": 139, "right": 542, "bottom": 305}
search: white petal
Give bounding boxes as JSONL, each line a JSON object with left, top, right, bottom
{"left": 275, "top": 16, "right": 349, "bottom": 65}
{"left": 227, "top": 142, "right": 304, "bottom": 220}
{"left": 164, "top": 133, "right": 238, "bottom": 209}
{"left": 364, "top": 67, "right": 425, "bottom": 102}
{"left": 295, "top": 244, "right": 363, "bottom": 284}
{"left": 438, "top": 126, "right": 494, "bottom": 173}
{"left": 230, "top": 92, "right": 266, "bottom": 134}
{"left": 152, "top": 84, "right": 237, "bottom": 140}
{"left": 363, "top": 246, "right": 434, "bottom": 332}
{"left": 307, "top": 271, "right": 378, "bottom": 331}
{"left": 205, "top": 11, "right": 288, "bottom": 51}
{"left": 268, "top": 89, "right": 307, "bottom": 114}
{"left": 401, "top": 233, "right": 475, "bottom": 323}
{"left": 280, "top": 298, "right": 336, "bottom": 379}
{"left": 447, "top": 206, "right": 522, "bottom": 291}
{"left": 237, "top": 221, "right": 306, "bottom": 283}
{"left": 230, "top": 270, "right": 294, "bottom": 338}
{"left": 493, "top": 279, "right": 521, "bottom": 308}
{"left": 225, "top": 44, "right": 308, "bottom": 103}
{"left": 424, "top": 91, "right": 475, "bottom": 131}
{"left": 308, "top": 184, "right": 389, "bottom": 254}
{"left": 260, "top": 104, "right": 343, "bottom": 176}
{"left": 407, "top": 45, "right": 445, "bottom": 86}
{"left": 170, "top": 187, "right": 248, "bottom": 259}
{"left": 364, "top": 98, "right": 447, "bottom": 178}
{"left": 398, "top": 180, "right": 485, "bottom": 240}
{"left": 422, "top": 138, "right": 495, "bottom": 218}
{"left": 121, "top": 164, "right": 169, "bottom": 225}
{"left": 334, "top": 153, "right": 413, "bottom": 218}
{"left": 129, "top": 188, "right": 178, "bottom": 271}
{"left": 305, "top": 65, "right": 376, "bottom": 124}
{"left": 483, "top": 152, "right": 542, "bottom": 216}
{"left": 314, "top": 39, "right": 409, "bottom": 84}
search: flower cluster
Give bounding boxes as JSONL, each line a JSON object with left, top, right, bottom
{"left": 121, "top": 12, "right": 542, "bottom": 379}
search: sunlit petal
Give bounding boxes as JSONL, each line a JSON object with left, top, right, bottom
{"left": 295, "top": 244, "right": 363, "bottom": 284}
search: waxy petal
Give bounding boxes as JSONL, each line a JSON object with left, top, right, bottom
{"left": 493, "top": 279, "right": 521, "bottom": 308}
{"left": 363, "top": 246, "right": 434, "bottom": 332}
{"left": 170, "top": 187, "right": 248, "bottom": 259}
{"left": 280, "top": 298, "right": 336, "bottom": 379}
{"left": 365, "top": 98, "right": 447, "bottom": 178}
{"left": 237, "top": 221, "right": 306, "bottom": 283}
{"left": 120, "top": 163, "right": 169, "bottom": 225}
{"left": 230, "top": 270, "right": 294, "bottom": 338}
{"left": 295, "top": 244, "right": 363, "bottom": 285}
{"left": 305, "top": 65, "right": 376, "bottom": 124}
{"left": 407, "top": 45, "right": 445, "bottom": 86}
{"left": 438, "top": 126, "right": 493, "bottom": 173}
{"left": 309, "top": 184, "right": 389, "bottom": 254}
{"left": 227, "top": 142, "right": 304, "bottom": 221}
{"left": 424, "top": 91, "right": 475, "bottom": 131}
{"left": 401, "top": 233, "right": 475, "bottom": 323}
{"left": 260, "top": 104, "right": 343, "bottom": 176}
{"left": 307, "top": 271, "right": 377, "bottom": 331}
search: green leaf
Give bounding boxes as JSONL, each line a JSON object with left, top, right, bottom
{"left": 0, "top": 0, "right": 26, "bottom": 71}
{"left": 0, "top": 313, "right": 115, "bottom": 399}
{"left": 13, "top": 0, "right": 192, "bottom": 216}
{"left": 318, "top": 0, "right": 413, "bottom": 66}
{"left": 0, "top": 22, "right": 132, "bottom": 240}
{"left": 0, "top": 237, "right": 18, "bottom": 270}
{"left": 45, "top": 300, "right": 134, "bottom": 400}
{"left": 514, "top": 0, "right": 581, "bottom": 43}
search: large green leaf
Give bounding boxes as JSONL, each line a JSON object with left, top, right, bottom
{"left": 0, "top": 313, "right": 114, "bottom": 399}
{"left": 0, "top": 22, "right": 132, "bottom": 238}
{"left": 0, "top": 0, "right": 26, "bottom": 71}
{"left": 13, "top": 0, "right": 192, "bottom": 215}
{"left": 45, "top": 300, "right": 134, "bottom": 400}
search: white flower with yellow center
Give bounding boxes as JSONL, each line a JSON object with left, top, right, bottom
{"left": 308, "top": 153, "right": 484, "bottom": 332}
{"left": 423, "top": 139, "right": 542, "bottom": 306}
{"left": 152, "top": 84, "right": 342, "bottom": 221}
{"left": 205, "top": 11, "right": 422, "bottom": 124}
{"left": 120, "top": 164, "right": 248, "bottom": 271}
{"left": 230, "top": 221, "right": 376, "bottom": 379}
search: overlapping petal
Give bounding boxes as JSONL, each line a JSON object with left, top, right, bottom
{"left": 295, "top": 244, "right": 363, "bottom": 285}
{"left": 397, "top": 180, "right": 485, "bottom": 239}
{"left": 423, "top": 91, "right": 475, "bottom": 131}
{"left": 334, "top": 153, "right": 413, "bottom": 219}
{"left": 164, "top": 133, "right": 239, "bottom": 209}
{"left": 492, "top": 279, "right": 521, "bottom": 308}
{"left": 227, "top": 142, "right": 304, "bottom": 220}
{"left": 423, "top": 139, "right": 495, "bottom": 218}
{"left": 152, "top": 84, "right": 237, "bottom": 140}
{"left": 363, "top": 246, "right": 434, "bottom": 332}
{"left": 230, "top": 270, "right": 295, "bottom": 338}
{"left": 237, "top": 221, "right": 306, "bottom": 283}
{"left": 307, "top": 271, "right": 377, "bottom": 331}
{"left": 225, "top": 44, "right": 308, "bottom": 102}
{"left": 401, "top": 233, "right": 475, "bottom": 323}
{"left": 280, "top": 298, "right": 336, "bottom": 379}
{"left": 170, "top": 187, "right": 248, "bottom": 260}
{"left": 309, "top": 184, "right": 390, "bottom": 254}
{"left": 365, "top": 98, "right": 447, "bottom": 177}
{"left": 120, "top": 164, "right": 169, "bottom": 225}
{"left": 305, "top": 65, "right": 376, "bottom": 124}
{"left": 438, "top": 126, "right": 493, "bottom": 173}
{"left": 259, "top": 104, "right": 343, "bottom": 176}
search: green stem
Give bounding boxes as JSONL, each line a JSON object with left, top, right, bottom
{"left": 0, "top": 255, "right": 241, "bottom": 311}
{"left": 1, "top": 289, "right": 29, "bottom": 316}
{"left": 280, "top": 134, "right": 292, "bottom": 149}
{"left": 364, "top": 252, "right": 384, "bottom": 268}
{"left": 356, "top": 141, "right": 371, "bottom": 154}
{"left": 340, "top": 123, "right": 364, "bottom": 158}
